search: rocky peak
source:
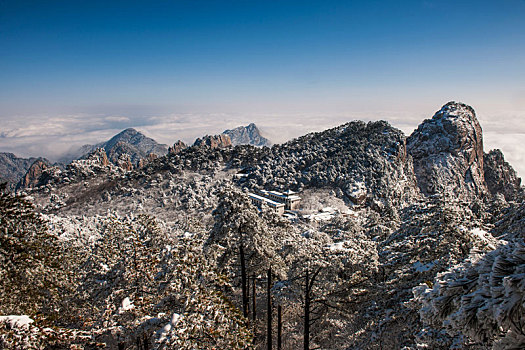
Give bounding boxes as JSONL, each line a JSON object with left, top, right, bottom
{"left": 193, "top": 134, "right": 232, "bottom": 149}
{"left": 222, "top": 123, "right": 271, "bottom": 147}
{"left": 168, "top": 140, "right": 187, "bottom": 154}
{"left": 407, "top": 101, "right": 486, "bottom": 199}
{"left": 484, "top": 149, "right": 522, "bottom": 201}
{"left": 63, "top": 128, "right": 168, "bottom": 166}
{"left": 105, "top": 128, "right": 143, "bottom": 148}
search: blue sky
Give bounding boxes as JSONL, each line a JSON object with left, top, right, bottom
{"left": 2, "top": 0, "right": 524, "bottom": 114}
{"left": 1, "top": 0, "right": 525, "bottom": 173}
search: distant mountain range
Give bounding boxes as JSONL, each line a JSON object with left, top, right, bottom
{"left": 0, "top": 123, "right": 272, "bottom": 190}
{"left": 20, "top": 101, "right": 522, "bottom": 207}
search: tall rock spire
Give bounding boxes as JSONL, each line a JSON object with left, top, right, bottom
{"left": 407, "top": 101, "right": 487, "bottom": 199}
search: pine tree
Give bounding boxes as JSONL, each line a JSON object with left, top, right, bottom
{"left": 278, "top": 228, "right": 378, "bottom": 349}
{"left": 0, "top": 182, "right": 69, "bottom": 317}
{"left": 205, "top": 188, "right": 287, "bottom": 317}
{"left": 415, "top": 238, "right": 525, "bottom": 348}
{"left": 76, "top": 213, "right": 253, "bottom": 349}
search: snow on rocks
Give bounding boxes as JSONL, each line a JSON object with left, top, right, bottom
{"left": 407, "top": 101, "right": 487, "bottom": 200}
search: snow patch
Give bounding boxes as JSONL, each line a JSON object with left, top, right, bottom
{"left": 412, "top": 261, "right": 436, "bottom": 273}
{"left": 157, "top": 312, "right": 182, "bottom": 344}
{"left": 327, "top": 241, "right": 357, "bottom": 253}
{"left": 321, "top": 207, "right": 336, "bottom": 213}
{"left": 469, "top": 227, "right": 497, "bottom": 250}
{"left": 0, "top": 315, "right": 34, "bottom": 329}
{"left": 118, "top": 297, "right": 134, "bottom": 313}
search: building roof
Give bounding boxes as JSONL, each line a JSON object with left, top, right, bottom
{"left": 257, "top": 189, "right": 301, "bottom": 201}
{"left": 248, "top": 193, "right": 285, "bottom": 208}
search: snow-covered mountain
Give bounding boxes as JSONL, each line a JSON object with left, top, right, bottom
{"left": 222, "top": 123, "right": 271, "bottom": 147}
{"left": 1, "top": 128, "right": 168, "bottom": 188}
{"left": 3, "top": 102, "right": 525, "bottom": 349}
{"left": 63, "top": 128, "right": 169, "bottom": 167}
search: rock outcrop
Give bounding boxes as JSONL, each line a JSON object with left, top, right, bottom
{"left": 116, "top": 154, "right": 134, "bottom": 172}
{"left": 138, "top": 153, "right": 158, "bottom": 168}
{"left": 193, "top": 134, "right": 232, "bottom": 149}
{"left": 18, "top": 159, "right": 50, "bottom": 189}
{"left": 18, "top": 148, "right": 116, "bottom": 190}
{"left": 407, "top": 101, "right": 487, "bottom": 199}
{"left": 79, "top": 148, "right": 110, "bottom": 167}
{"left": 484, "top": 149, "right": 522, "bottom": 201}
{"left": 0, "top": 153, "right": 40, "bottom": 189}
{"left": 222, "top": 123, "right": 271, "bottom": 147}
{"left": 168, "top": 140, "right": 187, "bottom": 154}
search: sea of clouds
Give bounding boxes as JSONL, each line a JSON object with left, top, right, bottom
{"left": 0, "top": 110, "right": 523, "bottom": 177}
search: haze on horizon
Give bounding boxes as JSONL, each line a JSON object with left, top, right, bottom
{"left": 1, "top": 1, "right": 524, "bottom": 174}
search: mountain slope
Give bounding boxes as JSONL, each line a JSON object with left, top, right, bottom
{"left": 241, "top": 120, "right": 419, "bottom": 210}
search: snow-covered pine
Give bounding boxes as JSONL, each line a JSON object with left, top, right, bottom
{"left": 205, "top": 187, "right": 291, "bottom": 340}
{"left": 414, "top": 207, "right": 525, "bottom": 349}
{"left": 0, "top": 206, "right": 253, "bottom": 348}
{"left": 277, "top": 225, "right": 378, "bottom": 349}
{"left": 74, "top": 214, "right": 253, "bottom": 349}
{"left": 0, "top": 182, "right": 71, "bottom": 318}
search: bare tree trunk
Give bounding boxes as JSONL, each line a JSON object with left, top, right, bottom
{"left": 252, "top": 274, "right": 257, "bottom": 322}
{"left": 304, "top": 267, "right": 310, "bottom": 350}
{"left": 278, "top": 305, "right": 282, "bottom": 350}
{"left": 143, "top": 333, "right": 149, "bottom": 350}
{"left": 267, "top": 266, "right": 272, "bottom": 350}
{"left": 247, "top": 272, "right": 251, "bottom": 320}
{"left": 304, "top": 267, "right": 320, "bottom": 350}
{"left": 240, "top": 243, "right": 248, "bottom": 318}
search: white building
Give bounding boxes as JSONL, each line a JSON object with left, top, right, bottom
{"left": 248, "top": 192, "right": 285, "bottom": 215}
{"left": 258, "top": 189, "right": 301, "bottom": 210}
